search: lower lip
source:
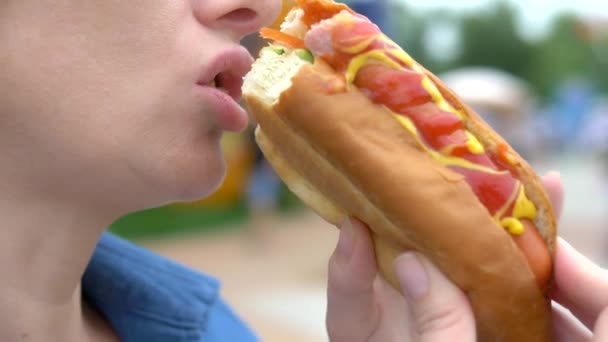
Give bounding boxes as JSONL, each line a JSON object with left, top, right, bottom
{"left": 195, "top": 85, "right": 249, "bottom": 132}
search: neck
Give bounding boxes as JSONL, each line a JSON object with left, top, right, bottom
{"left": 0, "top": 182, "right": 118, "bottom": 341}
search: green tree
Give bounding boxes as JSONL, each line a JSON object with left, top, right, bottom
{"left": 386, "top": 3, "right": 430, "bottom": 66}
{"left": 590, "top": 35, "right": 608, "bottom": 94}
{"left": 526, "top": 14, "right": 596, "bottom": 98}
{"left": 388, "top": 4, "right": 463, "bottom": 73}
{"left": 455, "top": 1, "right": 532, "bottom": 78}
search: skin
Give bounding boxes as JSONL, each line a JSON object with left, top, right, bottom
{"left": 327, "top": 171, "right": 608, "bottom": 341}
{"left": 0, "top": 1, "right": 280, "bottom": 341}
{"left": 1, "top": 1, "right": 604, "bottom": 341}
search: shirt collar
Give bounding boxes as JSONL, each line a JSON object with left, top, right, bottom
{"left": 82, "top": 232, "right": 220, "bottom": 341}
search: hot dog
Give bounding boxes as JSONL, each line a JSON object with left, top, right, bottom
{"left": 242, "top": 1, "right": 557, "bottom": 341}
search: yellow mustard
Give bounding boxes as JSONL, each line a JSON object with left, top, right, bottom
{"left": 394, "top": 116, "right": 505, "bottom": 174}
{"left": 345, "top": 50, "right": 402, "bottom": 85}
{"left": 339, "top": 35, "right": 378, "bottom": 55}
{"left": 495, "top": 185, "right": 537, "bottom": 235}
{"left": 419, "top": 77, "right": 463, "bottom": 119}
{"left": 342, "top": 31, "right": 537, "bottom": 235}
{"left": 465, "top": 132, "right": 485, "bottom": 155}
{"left": 513, "top": 185, "right": 537, "bottom": 221}
{"left": 500, "top": 217, "right": 525, "bottom": 235}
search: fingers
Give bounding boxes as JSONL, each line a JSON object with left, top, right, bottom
{"left": 395, "top": 253, "right": 476, "bottom": 342}
{"left": 541, "top": 171, "right": 564, "bottom": 219}
{"left": 552, "top": 237, "right": 608, "bottom": 330}
{"left": 592, "top": 307, "right": 608, "bottom": 341}
{"left": 541, "top": 171, "right": 608, "bottom": 338}
{"left": 326, "top": 218, "right": 380, "bottom": 342}
{"left": 551, "top": 302, "right": 592, "bottom": 342}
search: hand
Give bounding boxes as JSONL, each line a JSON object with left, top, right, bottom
{"left": 324, "top": 171, "right": 578, "bottom": 341}
{"left": 550, "top": 205, "right": 608, "bottom": 340}
{"left": 325, "top": 215, "right": 481, "bottom": 338}
{"left": 535, "top": 172, "right": 608, "bottom": 341}
{"left": 326, "top": 214, "right": 475, "bottom": 341}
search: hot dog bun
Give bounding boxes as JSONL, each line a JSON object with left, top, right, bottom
{"left": 242, "top": 2, "right": 557, "bottom": 341}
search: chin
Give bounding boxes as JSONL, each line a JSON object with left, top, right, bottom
{"left": 133, "top": 137, "right": 228, "bottom": 207}
{"left": 170, "top": 147, "right": 227, "bottom": 203}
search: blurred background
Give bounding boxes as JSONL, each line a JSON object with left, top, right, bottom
{"left": 109, "top": 0, "right": 607, "bottom": 340}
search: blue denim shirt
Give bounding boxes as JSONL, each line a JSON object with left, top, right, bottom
{"left": 82, "top": 232, "right": 259, "bottom": 342}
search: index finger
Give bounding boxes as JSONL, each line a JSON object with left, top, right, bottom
{"left": 541, "top": 171, "right": 563, "bottom": 220}
{"left": 552, "top": 238, "right": 608, "bottom": 330}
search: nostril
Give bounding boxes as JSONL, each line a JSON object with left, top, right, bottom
{"left": 219, "top": 8, "right": 258, "bottom": 24}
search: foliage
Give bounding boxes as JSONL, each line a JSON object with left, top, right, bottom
{"left": 526, "top": 14, "right": 597, "bottom": 97}
{"left": 455, "top": 1, "right": 533, "bottom": 78}
{"left": 385, "top": 1, "right": 606, "bottom": 100}
{"left": 386, "top": 3, "right": 432, "bottom": 67}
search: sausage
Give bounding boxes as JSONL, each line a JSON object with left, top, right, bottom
{"left": 514, "top": 220, "right": 552, "bottom": 289}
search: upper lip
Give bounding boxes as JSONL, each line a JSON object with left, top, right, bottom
{"left": 197, "top": 46, "right": 254, "bottom": 101}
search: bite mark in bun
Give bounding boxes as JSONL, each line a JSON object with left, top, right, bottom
{"left": 243, "top": 1, "right": 557, "bottom": 341}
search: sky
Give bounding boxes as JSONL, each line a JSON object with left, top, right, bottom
{"left": 394, "top": 0, "right": 607, "bottom": 40}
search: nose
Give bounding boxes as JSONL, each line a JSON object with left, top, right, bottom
{"left": 193, "top": 0, "right": 282, "bottom": 41}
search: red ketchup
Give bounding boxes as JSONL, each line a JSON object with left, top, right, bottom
{"left": 309, "top": 17, "right": 523, "bottom": 221}
{"left": 354, "top": 64, "right": 518, "bottom": 218}
{"left": 302, "top": 4, "right": 549, "bottom": 289}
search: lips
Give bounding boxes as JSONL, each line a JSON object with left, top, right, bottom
{"left": 197, "top": 46, "right": 254, "bottom": 102}
{"left": 194, "top": 46, "right": 254, "bottom": 132}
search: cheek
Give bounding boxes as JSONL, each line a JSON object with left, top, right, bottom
{"left": 0, "top": 1, "right": 228, "bottom": 205}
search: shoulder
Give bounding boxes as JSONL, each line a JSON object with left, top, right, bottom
{"left": 82, "top": 232, "right": 259, "bottom": 342}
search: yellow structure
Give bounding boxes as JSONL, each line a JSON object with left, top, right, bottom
{"left": 176, "top": 132, "right": 255, "bottom": 208}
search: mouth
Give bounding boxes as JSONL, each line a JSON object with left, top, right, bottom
{"left": 197, "top": 47, "right": 254, "bottom": 102}
{"left": 198, "top": 72, "right": 241, "bottom": 100}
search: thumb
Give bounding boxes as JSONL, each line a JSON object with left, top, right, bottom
{"left": 395, "top": 253, "right": 476, "bottom": 342}
{"left": 326, "top": 218, "right": 380, "bottom": 341}
{"left": 593, "top": 306, "right": 608, "bottom": 341}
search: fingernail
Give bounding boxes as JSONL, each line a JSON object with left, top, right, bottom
{"left": 396, "top": 253, "right": 429, "bottom": 299}
{"left": 336, "top": 218, "right": 356, "bottom": 264}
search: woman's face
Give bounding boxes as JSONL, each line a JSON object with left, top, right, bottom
{"left": 0, "top": 0, "right": 280, "bottom": 211}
